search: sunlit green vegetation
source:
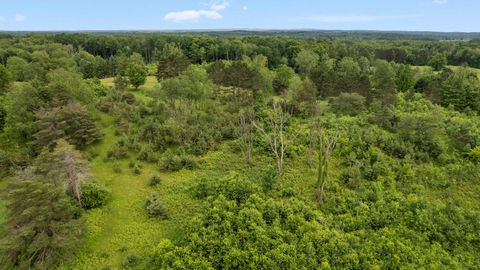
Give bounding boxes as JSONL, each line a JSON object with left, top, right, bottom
{"left": 1, "top": 33, "right": 480, "bottom": 269}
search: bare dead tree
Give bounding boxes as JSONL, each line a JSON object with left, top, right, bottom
{"left": 315, "top": 127, "right": 339, "bottom": 203}
{"left": 51, "top": 140, "right": 91, "bottom": 204}
{"left": 253, "top": 101, "right": 298, "bottom": 176}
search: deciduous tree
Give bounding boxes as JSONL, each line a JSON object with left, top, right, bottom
{"left": 126, "top": 64, "right": 147, "bottom": 89}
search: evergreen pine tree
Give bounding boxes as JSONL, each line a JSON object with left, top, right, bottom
{"left": 156, "top": 43, "right": 190, "bottom": 81}
{"left": 0, "top": 169, "right": 84, "bottom": 269}
{"left": 33, "top": 102, "right": 102, "bottom": 149}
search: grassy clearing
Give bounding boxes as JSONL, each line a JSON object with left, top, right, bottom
{"left": 100, "top": 76, "right": 158, "bottom": 103}
{"left": 63, "top": 115, "right": 200, "bottom": 269}
{"left": 413, "top": 65, "right": 480, "bottom": 78}
{"left": 62, "top": 78, "right": 199, "bottom": 269}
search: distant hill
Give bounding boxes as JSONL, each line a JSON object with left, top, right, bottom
{"left": 1, "top": 29, "right": 480, "bottom": 40}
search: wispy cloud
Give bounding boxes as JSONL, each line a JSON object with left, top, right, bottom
{"left": 15, "top": 14, "right": 26, "bottom": 22}
{"left": 165, "top": 1, "right": 228, "bottom": 23}
{"left": 433, "top": 0, "right": 448, "bottom": 4}
{"left": 211, "top": 1, "right": 229, "bottom": 11}
{"left": 242, "top": 6, "right": 248, "bottom": 11}
{"left": 164, "top": 10, "right": 222, "bottom": 22}
{"left": 0, "top": 16, "right": 5, "bottom": 22}
{"left": 292, "top": 14, "right": 422, "bottom": 23}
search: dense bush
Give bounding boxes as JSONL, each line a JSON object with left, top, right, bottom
{"left": 193, "top": 173, "right": 262, "bottom": 204}
{"left": 145, "top": 192, "right": 168, "bottom": 219}
{"left": 149, "top": 192, "right": 473, "bottom": 269}
{"left": 133, "top": 164, "right": 142, "bottom": 175}
{"left": 330, "top": 92, "right": 366, "bottom": 116}
{"left": 122, "top": 252, "right": 141, "bottom": 268}
{"left": 158, "top": 150, "right": 198, "bottom": 172}
{"left": 107, "top": 140, "right": 129, "bottom": 160}
{"left": 81, "top": 182, "right": 110, "bottom": 209}
{"left": 149, "top": 176, "right": 161, "bottom": 187}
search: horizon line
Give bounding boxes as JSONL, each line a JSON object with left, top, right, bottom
{"left": 0, "top": 28, "right": 479, "bottom": 34}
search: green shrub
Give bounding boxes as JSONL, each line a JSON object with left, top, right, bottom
{"left": 330, "top": 92, "right": 366, "bottom": 116}
{"left": 84, "top": 148, "right": 99, "bottom": 161}
{"left": 145, "top": 192, "right": 168, "bottom": 219}
{"left": 158, "top": 150, "right": 198, "bottom": 172}
{"left": 114, "top": 75, "right": 128, "bottom": 91}
{"left": 118, "top": 245, "right": 129, "bottom": 253}
{"left": 470, "top": 146, "right": 480, "bottom": 162}
{"left": 261, "top": 166, "right": 277, "bottom": 192}
{"left": 81, "top": 182, "right": 110, "bottom": 209}
{"left": 281, "top": 187, "right": 295, "bottom": 197}
{"left": 137, "top": 145, "right": 159, "bottom": 163}
{"left": 149, "top": 176, "right": 161, "bottom": 187}
{"left": 122, "top": 252, "right": 141, "bottom": 268}
{"left": 133, "top": 164, "right": 141, "bottom": 175}
{"left": 193, "top": 173, "right": 261, "bottom": 204}
{"left": 99, "top": 250, "right": 109, "bottom": 258}
{"left": 128, "top": 160, "right": 135, "bottom": 168}
{"left": 112, "top": 163, "right": 122, "bottom": 173}
{"left": 107, "top": 140, "right": 129, "bottom": 160}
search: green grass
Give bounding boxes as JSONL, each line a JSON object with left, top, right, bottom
{"left": 62, "top": 114, "right": 200, "bottom": 269}
{"left": 61, "top": 77, "right": 199, "bottom": 269}
{"left": 413, "top": 65, "right": 480, "bottom": 78}
{"left": 100, "top": 76, "right": 158, "bottom": 103}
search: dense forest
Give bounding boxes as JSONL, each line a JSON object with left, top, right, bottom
{"left": 0, "top": 32, "right": 480, "bottom": 269}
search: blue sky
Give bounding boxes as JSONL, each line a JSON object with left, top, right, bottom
{"left": 0, "top": 0, "right": 478, "bottom": 32}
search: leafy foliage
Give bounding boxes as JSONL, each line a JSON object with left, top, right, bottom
{"left": 428, "top": 53, "right": 448, "bottom": 71}
{"left": 80, "top": 182, "right": 110, "bottom": 209}
{"left": 126, "top": 64, "right": 147, "bottom": 89}
{"left": 2, "top": 32, "right": 480, "bottom": 270}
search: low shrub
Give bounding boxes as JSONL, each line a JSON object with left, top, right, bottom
{"left": 107, "top": 140, "right": 129, "bottom": 160}
{"left": 137, "top": 145, "right": 159, "bottom": 163}
{"left": 193, "top": 173, "right": 261, "bottom": 204}
{"left": 158, "top": 150, "right": 198, "bottom": 172}
{"left": 84, "top": 148, "right": 99, "bottom": 161}
{"left": 145, "top": 192, "right": 168, "bottom": 219}
{"left": 122, "top": 252, "right": 141, "bottom": 268}
{"left": 330, "top": 92, "right": 366, "bottom": 116}
{"left": 113, "top": 163, "right": 122, "bottom": 173}
{"left": 470, "top": 146, "right": 480, "bottom": 162}
{"left": 81, "top": 182, "right": 110, "bottom": 209}
{"left": 149, "top": 176, "right": 161, "bottom": 187}
{"left": 133, "top": 164, "right": 141, "bottom": 175}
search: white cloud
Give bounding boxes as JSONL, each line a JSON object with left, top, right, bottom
{"left": 211, "top": 1, "right": 229, "bottom": 11}
{"left": 15, "top": 14, "right": 26, "bottom": 22}
{"left": 199, "top": 10, "right": 223, "bottom": 19}
{"left": 165, "top": 1, "right": 228, "bottom": 23}
{"left": 0, "top": 16, "right": 5, "bottom": 22}
{"left": 164, "top": 9, "right": 222, "bottom": 22}
{"left": 433, "top": 0, "right": 448, "bottom": 4}
{"left": 242, "top": 5, "right": 248, "bottom": 11}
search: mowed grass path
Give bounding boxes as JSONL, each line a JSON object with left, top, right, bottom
{"left": 63, "top": 78, "right": 199, "bottom": 269}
